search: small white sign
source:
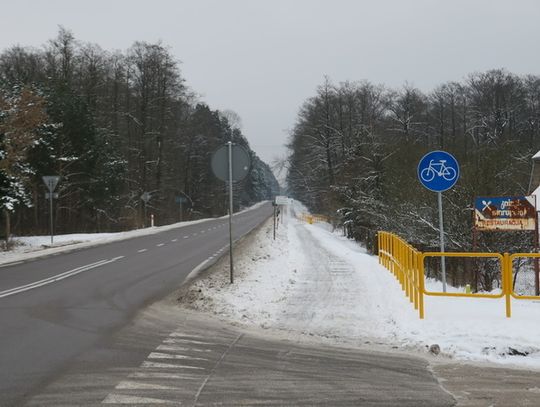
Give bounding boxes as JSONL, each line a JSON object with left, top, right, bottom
{"left": 275, "top": 196, "right": 289, "bottom": 205}
{"left": 42, "top": 175, "right": 61, "bottom": 192}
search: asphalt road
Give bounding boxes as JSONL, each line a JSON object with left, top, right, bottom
{"left": 0, "top": 202, "right": 273, "bottom": 407}
{"left": 3, "top": 202, "right": 538, "bottom": 406}
{"left": 22, "top": 303, "right": 456, "bottom": 407}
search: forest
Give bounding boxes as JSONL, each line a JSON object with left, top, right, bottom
{"left": 0, "top": 28, "right": 279, "bottom": 240}
{"left": 286, "top": 71, "right": 540, "bottom": 266}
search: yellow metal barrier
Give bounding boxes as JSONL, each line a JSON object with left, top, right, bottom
{"left": 378, "top": 232, "right": 424, "bottom": 318}
{"left": 509, "top": 253, "right": 540, "bottom": 301}
{"left": 298, "top": 213, "right": 329, "bottom": 224}
{"left": 420, "top": 252, "right": 512, "bottom": 319}
{"left": 378, "top": 231, "right": 519, "bottom": 319}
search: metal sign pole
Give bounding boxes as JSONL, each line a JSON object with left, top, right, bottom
{"left": 438, "top": 192, "right": 447, "bottom": 292}
{"left": 49, "top": 189, "right": 54, "bottom": 245}
{"left": 42, "top": 176, "right": 60, "bottom": 246}
{"left": 179, "top": 201, "right": 183, "bottom": 222}
{"left": 273, "top": 204, "right": 276, "bottom": 240}
{"left": 210, "top": 142, "right": 251, "bottom": 285}
{"left": 228, "top": 141, "right": 234, "bottom": 284}
{"left": 418, "top": 151, "right": 458, "bottom": 294}
{"left": 144, "top": 202, "right": 147, "bottom": 228}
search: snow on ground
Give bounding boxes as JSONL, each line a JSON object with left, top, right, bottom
{"left": 185, "top": 205, "right": 540, "bottom": 369}
{"left": 0, "top": 201, "right": 268, "bottom": 265}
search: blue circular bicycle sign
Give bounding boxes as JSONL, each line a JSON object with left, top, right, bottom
{"left": 417, "top": 150, "right": 459, "bottom": 192}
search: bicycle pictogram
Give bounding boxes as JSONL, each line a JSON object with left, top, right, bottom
{"left": 419, "top": 159, "right": 457, "bottom": 182}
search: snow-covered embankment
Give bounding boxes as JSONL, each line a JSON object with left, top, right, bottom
{"left": 182, "top": 210, "right": 540, "bottom": 369}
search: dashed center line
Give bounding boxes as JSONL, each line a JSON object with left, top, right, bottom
{"left": 156, "top": 243, "right": 165, "bottom": 247}
{"left": 171, "top": 238, "right": 178, "bottom": 242}
{"left": 183, "top": 236, "right": 189, "bottom": 239}
{"left": 137, "top": 249, "right": 147, "bottom": 253}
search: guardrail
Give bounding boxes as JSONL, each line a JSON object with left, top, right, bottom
{"left": 378, "top": 232, "right": 424, "bottom": 318}
{"left": 298, "top": 213, "right": 329, "bottom": 224}
{"left": 378, "top": 231, "right": 540, "bottom": 319}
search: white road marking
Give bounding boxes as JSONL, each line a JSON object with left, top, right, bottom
{"left": 148, "top": 352, "right": 207, "bottom": 361}
{"left": 185, "top": 258, "right": 210, "bottom": 282}
{"left": 192, "top": 233, "right": 198, "bottom": 236}
{"left": 0, "top": 256, "right": 124, "bottom": 299}
{"left": 128, "top": 372, "right": 200, "bottom": 380}
{"left": 167, "top": 334, "right": 218, "bottom": 345}
{"left": 115, "top": 381, "right": 176, "bottom": 390}
{"left": 141, "top": 361, "right": 204, "bottom": 370}
{"left": 171, "top": 238, "right": 178, "bottom": 242}
{"left": 102, "top": 394, "right": 175, "bottom": 404}
{"left": 156, "top": 345, "right": 211, "bottom": 353}
{"left": 193, "top": 333, "right": 243, "bottom": 404}
{"left": 0, "top": 261, "right": 22, "bottom": 268}
{"left": 183, "top": 236, "right": 189, "bottom": 239}
{"left": 156, "top": 243, "right": 165, "bottom": 247}
{"left": 137, "top": 249, "right": 147, "bottom": 253}
{"left": 200, "top": 230, "right": 205, "bottom": 234}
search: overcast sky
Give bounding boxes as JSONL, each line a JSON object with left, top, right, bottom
{"left": 1, "top": 0, "right": 540, "bottom": 174}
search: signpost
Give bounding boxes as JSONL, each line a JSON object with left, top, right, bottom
{"left": 273, "top": 196, "right": 289, "bottom": 238}
{"left": 42, "top": 176, "right": 61, "bottom": 245}
{"left": 211, "top": 142, "right": 251, "bottom": 283}
{"left": 141, "top": 192, "right": 151, "bottom": 227}
{"left": 275, "top": 196, "right": 289, "bottom": 205}
{"left": 473, "top": 195, "right": 539, "bottom": 294}
{"left": 474, "top": 196, "right": 536, "bottom": 231}
{"left": 418, "top": 151, "right": 460, "bottom": 292}
{"left": 175, "top": 195, "right": 189, "bottom": 221}
{"left": 272, "top": 202, "right": 277, "bottom": 240}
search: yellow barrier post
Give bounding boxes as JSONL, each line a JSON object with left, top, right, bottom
{"left": 378, "top": 232, "right": 381, "bottom": 265}
{"left": 399, "top": 240, "right": 404, "bottom": 292}
{"left": 397, "top": 235, "right": 401, "bottom": 282}
{"left": 390, "top": 234, "right": 395, "bottom": 276}
{"left": 413, "top": 250, "right": 420, "bottom": 310}
{"left": 405, "top": 246, "right": 410, "bottom": 300}
{"left": 407, "top": 247, "right": 413, "bottom": 303}
{"left": 418, "top": 253, "right": 425, "bottom": 319}
{"left": 409, "top": 248, "right": 414, "bottom": 304}
{"left": 400, "top": 240, "right": 405, "bottom": 290}
{"left": 384, "top": 232, "right": 388, "bottom": 268}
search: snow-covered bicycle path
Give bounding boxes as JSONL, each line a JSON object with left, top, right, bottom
{"left": 184, "top": 213, "right": 540, "bottom": 369}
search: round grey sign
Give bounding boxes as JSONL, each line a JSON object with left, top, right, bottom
{"left": 211, "top": 144, "right": 251, "bottom": 182}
